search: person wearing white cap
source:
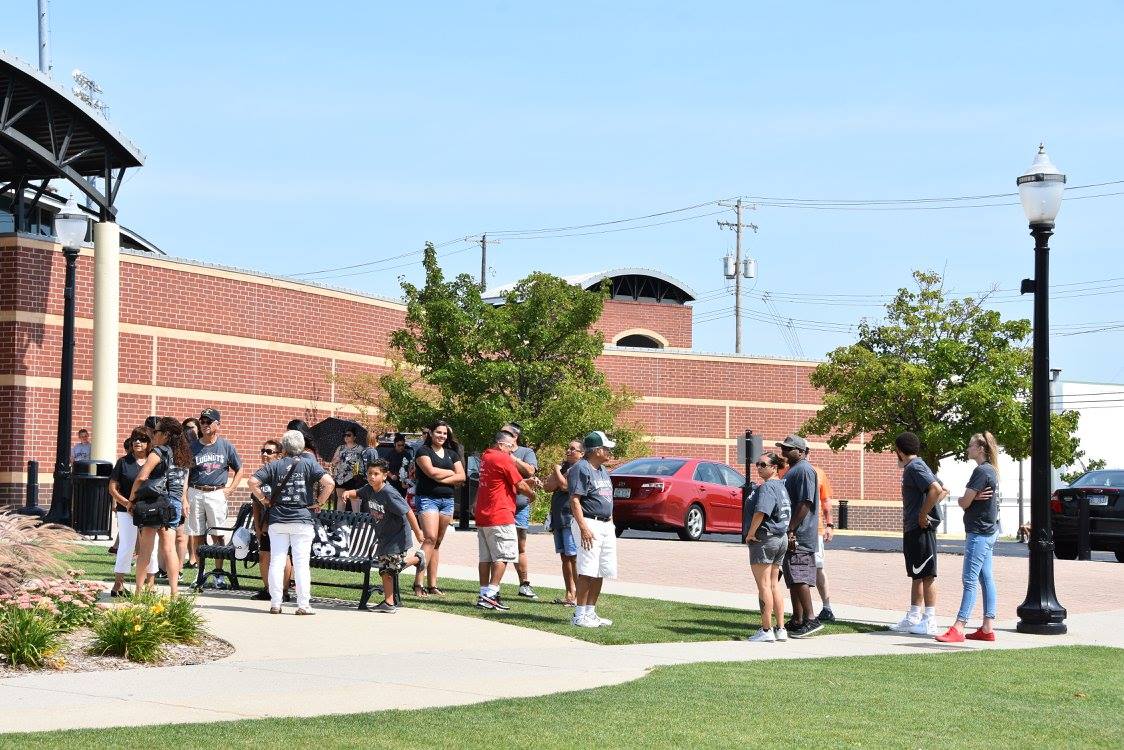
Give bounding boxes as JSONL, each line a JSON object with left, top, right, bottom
{"left": 567, "top": 430, "right": 618, "bottom": 628}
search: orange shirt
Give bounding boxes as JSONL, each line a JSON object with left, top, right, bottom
{"left": 813, "top": 465, "right": 833, "bottom": 534}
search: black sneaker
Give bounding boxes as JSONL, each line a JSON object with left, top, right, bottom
{"left": 370, "top": 601, "right": 397, "bottom": 614}
{"left": 156, "top": 569, "right": 168, "bottom": 580}
{"left": 791, "top": 619, "right": 824, "bottom": 639}
{"left": 283, "top": 590, "right": 292, "bottom": 603}
{"left": 251, "top": 589, "right": 271, "bottom": 601}
{"left": 475, "top": 595, "right": 497, "bottom": 610}
{"left": 785, "top": 618, "right": 804, "bottom": 632}
{"left": 183, "top": 561, "right": 197, "bottom": 570}
{"left": 491, "top": 594, "right": 512, "bottom": 611}
{"left": 817, "top": 608, "right": 836, "bottom": 623}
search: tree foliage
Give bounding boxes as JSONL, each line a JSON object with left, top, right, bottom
{"left": 801, "top": 270, "right": 1081, "bottom": 470}
{"left": 1059, "top": 458, "right": 1106, "bottom": 486}
{"left": 339, "top": 243, "right": 642, "bottom": 455}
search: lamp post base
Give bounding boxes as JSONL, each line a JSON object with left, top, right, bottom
{"left": 1015, "top": 620, "right": 1067, "bottom": 636}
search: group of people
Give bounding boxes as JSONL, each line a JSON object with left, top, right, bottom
{"left": 741, "top": 430, "right": 1001, "bottom": 643}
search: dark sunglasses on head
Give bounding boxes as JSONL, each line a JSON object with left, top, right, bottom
{"left": 261, "top": 448, "right": 277, "bottom": 455}
{"left": 755, "top": 461, "right": 770, "bottom": 469}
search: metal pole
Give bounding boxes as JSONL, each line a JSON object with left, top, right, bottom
{"left": 46, "top": 247, "right": 78, "bottom": 522}
{"left": 479, "top": 234, "right": 487, "bottom": 291}
{"left": 17, "top": 459, "right": 44, "bottom": 517}
{"left": 1017, "top": 458, "right": 1025, "bottom": 529}
{"left": 734, "top": 199, "right": 742, "bottom": 354}
{"left": 1076, "top": 495, "right": 1091, "bottom": 561}
{"left": 38, "top": 0, "right": 51, "bottom": 76}
{"left": 1016, "top": 222, "right": 1067, "bottom": 635}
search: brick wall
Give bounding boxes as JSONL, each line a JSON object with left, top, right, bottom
{"left": 0, "top": 236, "right": 903, "bottom": 528}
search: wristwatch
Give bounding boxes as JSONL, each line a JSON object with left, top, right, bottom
{"left": 826, "top": 523, "right": 835, "bottom": 528}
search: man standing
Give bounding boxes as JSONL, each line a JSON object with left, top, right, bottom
{"left": 809, "top": 455, "right": 835, "bottom": 622}
{"left": 475, "top": 431, "right": 539, "bottom": 610}
{"left": 377, "top": 433, "right": 413, "bottom": 496}
{"left": 568, "top": 430, "right": 618, "bottom": 629}
{"left": 186, "top": 408, "right": 244, "bottom": 589}
{"left": 891, "top": 431, "right": 948, "bottom": 636}
{"left": 501, "top": 422, "right": 539, "bottom": 599}
{"left": 543, "top": 439, "right": 584, "bottom": 606}
{"left": 776, "top": 435, "right": 821, "bottom": 638}
{"left": 71, "top": 429, "right": 91, "bottom": 463}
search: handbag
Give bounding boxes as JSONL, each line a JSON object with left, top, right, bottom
{"left": 132, "top": 460, "right": 171, "bottom": 528}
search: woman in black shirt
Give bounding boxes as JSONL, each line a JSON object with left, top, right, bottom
{"left": 129, "top": 417, "right": 193, "bottom": 597}
{"left": 108, "top": 428, "right": 152, "bottom": 596}
{"left": 411, "top": 420, "right": 465, "bottom": 596}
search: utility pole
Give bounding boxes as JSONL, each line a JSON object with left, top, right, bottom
{"left": 38, "top": 0, "right": 51, "bottom": 76}
{"left": 474, "top": 234, "right": 500, "bottom": 291}
{"left": 718, "top": 198, "right": 757, "bottom": 353}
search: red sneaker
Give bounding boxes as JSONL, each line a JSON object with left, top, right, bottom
{"left": 935, "top": 627, "right": 965, "bottom": 643}
{"left": 965, "top": 629, "right": 996, "bottom": 642}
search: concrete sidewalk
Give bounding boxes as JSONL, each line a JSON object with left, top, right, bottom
{"left": 2, "top": 580, "right": 1120, "bottom": 734}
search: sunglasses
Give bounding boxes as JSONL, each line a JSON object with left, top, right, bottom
{"left": 755, "top": 461, "right": 770, "bottom": 469}
{"left": 261, "top": 448, "right": 277, "bottom": 455}
{"left": 566, "top": 446, "right": 581, "bottom": 452}
{"left": 199, "top": 418, "right": 215, "bottom": 425}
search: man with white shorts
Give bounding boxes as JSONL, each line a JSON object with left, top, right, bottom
{"left": 474, "top": 431, "right": 540, "bottom": 610}
{"left": 568, "top": 430, "right": 618, "bottom": 629}
{"left": 186, "top": 408, "right": 244, "bottom": 589}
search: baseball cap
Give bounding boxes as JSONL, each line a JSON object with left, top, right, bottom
{"left": 775, "top": 434, "right": 808, "bottom": 451}
{"left": 502, "top": 422, "right": 523, "bottom": 437}
{"left": 583, "top": 430, "right": 617, "bottom": 450}
{"left": 200, "top": 408, "right": 221, "bottom": 422}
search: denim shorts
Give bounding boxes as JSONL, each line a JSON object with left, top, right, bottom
{"left": 415, "top": 496, "right": 455, "bottom": 517}
{"left": 553, "top": 524, "right": 578, "bottom": 556}
{"left": 515, "top": 504, "right": 531, "bottom": 529}
{"left": 166, "top": 499, "right": 183, "bottom": 529}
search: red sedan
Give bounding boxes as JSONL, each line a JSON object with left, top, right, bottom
{"left": 610, "top": 457, "right": 747, "bottom": 541}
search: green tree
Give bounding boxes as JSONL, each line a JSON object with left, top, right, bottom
{"left": 341, "top": 243, "right": 642, "bottom": 456}
{"left": 1059, "top": 458, "right": 1106, "bottom": 486}
{"left": 801, "top": 270, "right": 1081, "bottom": 470}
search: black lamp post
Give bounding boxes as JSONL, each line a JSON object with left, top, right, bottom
{"left": 43, "top": 199, "right": 90, "bottom": 524}
{"left": 1015, "top": 145, "right": 1068, "bottom": 635}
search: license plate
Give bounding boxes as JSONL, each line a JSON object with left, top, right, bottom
{"left": 1089, "top": 496, "right": 1108, "bottom": 506}
{"left": 613, "top": 487, "right": 631, "bottom": 498}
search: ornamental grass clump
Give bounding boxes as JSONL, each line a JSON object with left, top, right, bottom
{"left": 91, "top": 598, "right": 170, "bottom": 663}
{"left": 161, "top": 593, "right": 207, "bottom": 644}
{"left": 0, "top": 512, "right": 80, "bottom": 597}
{"left": 0, "top": 602, "right": 63, "bottom": 669}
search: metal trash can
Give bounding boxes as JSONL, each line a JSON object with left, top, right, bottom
{"left": 70, "top": 459, "right": 114, "bottom": 538}
{"left": 838, "top": 500, "right": 849, "bottom": 530}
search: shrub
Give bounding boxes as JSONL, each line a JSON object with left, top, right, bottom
{"left": 0, "top": 604, "right": 63, "bottom": 669}
{"left": 90, "top": 600, "right": 169, "bottom": 663}
{"left": 0, "top": 512, "right": 79, "bottom": 597}
{"left": 162, "top": 594, "right": 207, "bottom": 644}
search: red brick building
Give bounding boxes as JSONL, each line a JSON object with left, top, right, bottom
{"left": 0, "top": 235, "right": 903, "bottom": 530}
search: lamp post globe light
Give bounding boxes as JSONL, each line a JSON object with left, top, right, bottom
{"left": 1015, "top": 145, "right": 1068, "bottom": 635}
{"left": 44, "top": 198, "right": 90, "bottom": 524}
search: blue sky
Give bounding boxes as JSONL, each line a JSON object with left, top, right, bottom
{"left": 5, "top": 2, "right": 1123, "bottom": 382}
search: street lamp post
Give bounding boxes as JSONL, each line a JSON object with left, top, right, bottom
{"left": 44, "top": 199, "right": 90, "bottom": 524}
{"left": 1015, "top": 145, "right": 1067, "bottom": 635}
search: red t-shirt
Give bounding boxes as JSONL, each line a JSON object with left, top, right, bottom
{"left": 474, "top": 448, "right": 522, "bottom": 527}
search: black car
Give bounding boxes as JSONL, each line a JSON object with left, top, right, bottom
{"left": 1050, "top": 469, "right": 1124, "bottom": 562}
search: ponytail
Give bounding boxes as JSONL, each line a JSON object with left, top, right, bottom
{"left": 971, "top": 431, "right": 1000, "bottom": 478}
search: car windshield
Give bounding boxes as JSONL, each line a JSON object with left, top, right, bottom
{"left": 612, "top": 459, "right": 686, "bottom": 477}
{"left": 1070, "top": 470, "right": 1124, "bottom": 489}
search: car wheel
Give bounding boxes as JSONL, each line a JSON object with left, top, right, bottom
{"left": 1053, "top": 539, "right": 1078, "bottom": 560}
{"left": 615, "top": 525, "right": 627, "bottom": 538}
{"left": 677, "top": 504, "right": 705, "bottom": 541}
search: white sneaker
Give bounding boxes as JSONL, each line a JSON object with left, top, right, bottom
{"left": 591, "top": 614, "right": 613, "bottom": 627}
{"left": 909, "top": 617, "right": 938, "bottom": 636}
{"left": 572, "top": 614, "right": 599, "bottom": 628}
{"left": 747, "top": 628, "right": 776, "bottom": 643}
{"left": 892, "top": 613, "right": 921, "bottom": 632}
{"left": 773, "top": 627, "right": 788, "bottom": 642}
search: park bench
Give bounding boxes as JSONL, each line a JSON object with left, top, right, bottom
{"left": 194, "top": 503, "right": 397, "bottom": 609}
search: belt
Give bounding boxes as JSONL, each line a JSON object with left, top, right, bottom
{"left": 192, "top": 484, "right": 225, "bottom": 491}
{"left": 585, "top": 514, "right": 612, "bottom": 523}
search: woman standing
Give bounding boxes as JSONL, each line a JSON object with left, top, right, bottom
{"left": 129, "top": 417, "right": 193, "bottom": 597}
{"left": 108, "top": 428, "right": 154, "bottom": 596}
{"left": 249, "top": 430, "right": 335, "bottom": 615}
{"left": 332, "top": 428, "right": 366, "bottom": 511}
{"left": 251, "top": 439, "right": 292, "bottom": 600}
{"left": 937, "top": 432, "right": 1000, "bottom": 643}
{"left": 743, "top": 453, "right": 792, "bottom": 643}
{"left": 411, "top": 420, "right": 466, "bottom": 597}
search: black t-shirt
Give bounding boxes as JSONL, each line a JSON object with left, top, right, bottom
{"left": 378, "top": 444, "right": 413, "bottom": 479}
{"left": 550, "top": 460, "right": 576, "bottom": 529}
{"left": 414, "top": 445, "right": 457, "bottom": 498}
{"left": 110, "top": 455, "right": 143, "bottom": 512}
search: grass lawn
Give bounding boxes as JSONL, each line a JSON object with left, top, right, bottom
{"left": 63, "top": 547, "right": 880, "bottom": 645}
{"left": 5, "top": 646, "right": 1120, "bottom": 748}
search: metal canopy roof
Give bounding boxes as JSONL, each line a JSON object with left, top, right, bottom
{"left": 485, "top": 267, "right": 697, "bottom": 305}
{"left": 0, "top": 50, "right": 144, "bottom": 219}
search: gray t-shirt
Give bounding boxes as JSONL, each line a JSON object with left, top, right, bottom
{"left": 783, "top": 459, "right": 819, "bottom": 551}
{"left": 745, "top": 478, "right": 792, "bottom": 541}
{"left": 964, "top": 462, "right": 1000, "bottom": 536}
{"left": 254, "top": 456, "right": 326, "bottom": 525}
{"left": 550, "top": 460, "right": 576, "bottom": 529}
{"left": 360, "top": 483, "right": 412, "bottom": 556}
{"left": 902, "top": 457, "right": 940, "bottom": 532}
{"left": 512, "top": 446, "right": 539, "bottom": 509}
{"left": 567, "top": 459, "right": 613, "bottom": 518}
{"left": 189, "top": 437, "right": 242, "bottom": 487}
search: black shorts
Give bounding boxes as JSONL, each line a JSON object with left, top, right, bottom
{"left": 903, "top": 526, "right": 937, "bottom": 580}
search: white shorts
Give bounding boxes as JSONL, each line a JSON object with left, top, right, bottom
{"left": 186, "top": 488, "right": 228, "bottom": 537}
{"left": 571, "top": 517, "right": 617, "bottom": 579}
{"left": 815, "top": 534, "right": 825, "bottom": 569}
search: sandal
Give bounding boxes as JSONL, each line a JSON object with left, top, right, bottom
{"left": 413, "top": 585, "right": 429, "bottom": 598}
{"left": 552, "top": 597, "right": 577, "bottom": 606}
{"left": 269, "top": 607, "right": 281, "bottom": 614}
{"left": 426, "top": 586, "right": 445, "bottom": 597}
{"left": 295, "top": 608, "right": 315, "bottom": 616}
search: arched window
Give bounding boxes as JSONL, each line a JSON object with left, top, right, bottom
{"left": 615, "top": 333, "right": 663, "bottom": 349}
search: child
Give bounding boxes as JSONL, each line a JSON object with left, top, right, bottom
{"left": 341, "top": 459, "right": 426, "bottom": 613}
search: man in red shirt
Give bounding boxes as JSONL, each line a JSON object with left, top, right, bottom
{"left": 475, "top": 431, "right": 539, "bottom": 610}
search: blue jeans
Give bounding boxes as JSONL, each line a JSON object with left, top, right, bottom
{"left": 514, "top": 505, "right": 531, "bottom": 529}
{"left": 957, "top": 530, "right": 999, "bottom": 622}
